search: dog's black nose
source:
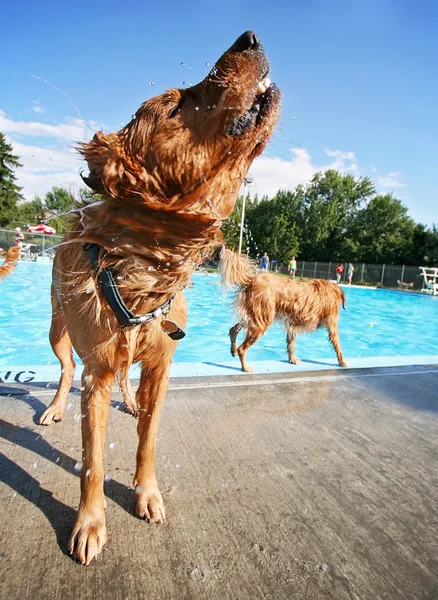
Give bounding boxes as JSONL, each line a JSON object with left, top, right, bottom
{"left": 230, "top": 31, "right": 260, "bottom": 52}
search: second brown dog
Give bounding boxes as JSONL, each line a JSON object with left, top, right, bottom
{"left": 220, "top": 250, "right": 347, "bottom": 372}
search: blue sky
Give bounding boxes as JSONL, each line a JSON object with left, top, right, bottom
{"left": 1, "top": 0, "right": 437, "bottom": 225}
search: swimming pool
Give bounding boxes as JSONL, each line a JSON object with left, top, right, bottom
{"left": 1, "top": 262, "right": 437, "bottom": 377}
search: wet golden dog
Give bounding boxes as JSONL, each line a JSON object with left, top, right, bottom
{"left": 38, "top": 32, "right": 280, "bottom": 565}
{"left": 0, "top": 245, "right": 21, "bottom": 280}
{"left": 220, "top": 250, "right": 347, "bottom": 372}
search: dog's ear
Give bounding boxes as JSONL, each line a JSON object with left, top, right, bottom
{"left": 79, "top": 131, "right": 140, "bottom": 198}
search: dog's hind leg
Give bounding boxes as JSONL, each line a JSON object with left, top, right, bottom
{"left": 237, "top": 324, "right": 267, "bottom": 373}
{"left": 69, "top": 366, "right": 115, "bottom": 565}
{"left": 286, "top": 324, "right": 301, "bottom": 365}
{"left": 119, "top": 365, "right": 138, "bottom": 416}
{"left": 229, "top": 323, "right": 243, "bottom": 357}
{"left": 40, "top": 293, "right": 76, "bottom": 425}
{"left": 133, "top": 361, "right": 170, "bottom": 522}
{"left": 327, "top": 318, "right": 348, "bottom": 367}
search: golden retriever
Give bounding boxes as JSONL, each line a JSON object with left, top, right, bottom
{"left": 220, "top": 250, "right": 347, "bottom": 372}
{"left": 0, "top": 245, "right": 21, "bottom": 280}
{"left": 38, "top": 31, "right": 280, "bottom": 565}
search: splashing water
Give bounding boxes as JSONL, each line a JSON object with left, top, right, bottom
{"left": 28, "top": 73, "right": 92, "bottom": 139}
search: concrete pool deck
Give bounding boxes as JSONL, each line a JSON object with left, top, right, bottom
{"left": 1, "top": 364, "right": 438, "bottom": 599}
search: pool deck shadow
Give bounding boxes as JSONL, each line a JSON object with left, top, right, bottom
{"left": 1, "top": 364, "right": 438, "bottom": 599}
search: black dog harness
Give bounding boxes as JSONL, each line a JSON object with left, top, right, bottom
{"left": 83, "top": 243, "right": 185, "bottom": 340}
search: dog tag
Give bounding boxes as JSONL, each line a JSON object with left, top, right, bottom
{"left": 161, "top": 319, "right": 186, "bottom": 340}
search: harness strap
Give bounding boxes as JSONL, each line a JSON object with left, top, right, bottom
{"left": 83, "top": 243, "right": 176, "bottom": 329}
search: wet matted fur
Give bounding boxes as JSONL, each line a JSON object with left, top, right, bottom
{"left": 220, "top": 249, "right": 347, "bottom": 372}
{"left": 38, "top": 31, "right": 281, "bottom": 565}
{"left": 0, "top": 246, "right": 21, "bottom": 280}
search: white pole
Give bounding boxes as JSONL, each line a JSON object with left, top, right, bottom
{"left": 238, "top": 175, "right": 253, "bottom": 255}
{"left": 238, "top": 182, "right": 247, "bottom": 255}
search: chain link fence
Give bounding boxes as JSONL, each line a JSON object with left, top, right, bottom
{"left": 0, "top": 228, "right": 64, "bottom": 259}
{"left": 276, "top": 261, "right": 424, "bottom": 290}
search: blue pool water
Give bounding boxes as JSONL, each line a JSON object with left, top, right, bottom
{"left": 0, "top": 262, "right": 437, "bottom": 367}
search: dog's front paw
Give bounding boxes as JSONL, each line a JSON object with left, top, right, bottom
{"left": 39, "top": 404, "right": 64, "bottom": 426}
{"left": 135, "top": 481, "right": 165, "bottom": 523}
{"left": 123, "top": 394, "right": 139, "bottom": 417}
{"left": 69, "top": 508, "right": 107, "bottom": 565}
{"left": 339, "top": 360, "right": 348, "bottom": 367}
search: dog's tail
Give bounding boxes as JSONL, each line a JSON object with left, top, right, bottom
{"left": 219, "top": 249, "right": 255, "bottom": 288}
{"left": 0, "top": 246, "right": 21, "bottom": 281}
{"left": 340, "top": 288, "right": 346, "bottom": 310}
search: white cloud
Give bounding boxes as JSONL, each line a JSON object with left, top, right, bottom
{"left": 377, "top": 171, "right": 406, "bottom": 188}
{"left": 18, "top": 170, "right": 85, "bottom": 200}
{"left": 0, "top": 113, "right": 91, "bottom": 142}
{"left": 249, "top": 147, "right": 362, "bottom": 198}
{"left": 1, "top": 111, "right": 92, "bottom": 201}
{"left": 10, "top": 141, "right": 80, "bottom": 173}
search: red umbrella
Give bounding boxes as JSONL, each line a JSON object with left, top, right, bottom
{"left": 27, "top": 223, "right": 56, "bottom": 235}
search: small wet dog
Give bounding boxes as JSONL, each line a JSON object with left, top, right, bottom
{"left": 220, "top": 250, "right": 347, "bottom": 372}
{"left": 39, "top": 32, "right": 280, "bottom": 565}
{"left": 0, "top": 245, "right": 21, "bottom": 280}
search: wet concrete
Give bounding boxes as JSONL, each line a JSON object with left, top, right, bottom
{"left": 1, "top": 365, "right": 438, "bottom": 599}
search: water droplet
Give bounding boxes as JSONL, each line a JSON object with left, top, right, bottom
{"left": 205, "top": 62, "right": 210, "bottom": 66}
{"left": 149, "top": 81, "right": 155, "bottom": 86}
{"left": 109, "top": 442, "right": 115, "bottom": 449}
{"left": 33, "top": 462, "right": 38, "bottom": 469}
{"left": 73, "top": 462, "right": 82, "bottom": 473}
{"left": 104, "top": 474, "right": 111, "bottom": 482}
{"left": 135, "top": 485, "right": 144, "bottom": 495}
{"left": 180, "top": 62, "right": 185, "bottom": 67}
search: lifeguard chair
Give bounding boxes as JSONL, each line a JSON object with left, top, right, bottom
{"left": 419, "top": 266, "right": 438, "bottom": 296}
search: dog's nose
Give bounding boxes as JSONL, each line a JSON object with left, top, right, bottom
{"left": 230, "top": 31, "right": 260, "bottom": 52}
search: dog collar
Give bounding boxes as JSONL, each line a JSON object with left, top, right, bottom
{"left": 83, "top": 243, "right": 185, "bottom": 339}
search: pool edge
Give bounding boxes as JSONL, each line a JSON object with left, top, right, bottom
{"left": 2, "top": 355, "right": 438, "bottom": 384}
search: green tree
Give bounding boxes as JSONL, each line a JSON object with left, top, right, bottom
{"left": 15, "top": 196, "right": 46, "bottom": 226}
{"left": 42, "top": 186, "right": 76, "bottom": 234}
{"left": 44, "top": 186, "right": 75, "bottom": 215}
{"left": 351, "top": 194, "right": 416, "bottom": 263}
{"left": 296, "top": 170, "right": 375, "bottom": 261}
{"left": 0, "top": 133, "right": 24, "bottom": 226}
{"left": 410, "top": 224, "right": 438, "bottom": 266}
{"left": 248, "top": 191, "right": 301, "bottom": 263}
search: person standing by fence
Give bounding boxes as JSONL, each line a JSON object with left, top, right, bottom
{"left": 336, "top": 264, "right": 344, "bottom": 283}
{"left": 14, "top": 227, "right": 24, "bottom": 248}
{"left": 347, "top": 263, "right": 355, "bottom": 285}
{"left": 288, "top": 256, "right": 297, "bottom": 279}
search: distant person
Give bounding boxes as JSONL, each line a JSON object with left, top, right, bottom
{"left": 14, "top": 227, "right": 24, "bottom": 248}
{"left": 261, "top": 252, "right": 270, "bottom": 271}
{"left": 336, "top": 264, "right": 344, "bottom": 283}
{"left": 347, "top": 263, "right": 355, "bottom": 285}
{"left": 288, "top": 256, "right": 297, "bottom": 279}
